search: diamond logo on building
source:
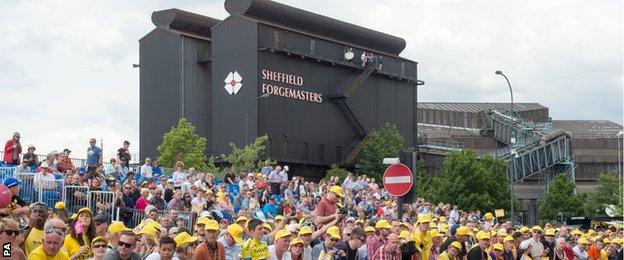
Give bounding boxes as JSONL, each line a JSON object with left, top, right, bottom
{"left": 224, "top": 71, "right": 243, "bottom": 95}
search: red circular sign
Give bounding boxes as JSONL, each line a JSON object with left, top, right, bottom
{"left": 382, "top": 163, "right": 413, "bottom": 196}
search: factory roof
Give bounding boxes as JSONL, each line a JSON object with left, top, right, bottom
{"left": 418, "top": 102, "right": 547, "bottom": 113}
{"left": 552, "top": 120, "right": 623, "bottom": 138}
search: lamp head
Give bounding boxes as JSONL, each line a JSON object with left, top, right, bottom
{"left": 260, "top": 93, "right": 270, "bottom": 98}
{"left": 495, "top": 70, "right": 503, "bottom": 75}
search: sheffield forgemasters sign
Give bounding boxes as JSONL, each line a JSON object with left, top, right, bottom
{"left": 260, "top": 69, "right": 323, "bottom": 103}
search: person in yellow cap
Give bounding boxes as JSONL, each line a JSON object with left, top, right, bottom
{"left": 174, "top": 232, "right": 198, "bottom": 260}
{"left": 218, "top": 224, "right": 243, "bottom": 259}
{"left": 53, "top": 202, "right": 69, "bottom": 222}
{"left": 268, "top": 229, "right": 292, "bottom": 260}
{"left": 315, "top": 185, "right": 343, "bottom": 226}
{"left": 90, "top": 236, "right": 109, "bottom": 260}
{"left": 195, "top": 219, "right": 225, "bottom": 259}
{"left": 430, "top": 229, "right": 445, "bottom": 259}
{"left": 194, "top": 216, "right": 210, "bottom": 243}
{"left": 107, "top": 221, "right": 131, "bottom": 250}
{"left": 502, "top": 236, "right": 517, "bottom": 259}
{"left": 543, "top": 228, "right": 556, "bottom": 258}
{"left": 491, "top": 243, "right": 504, "bottom": 259}
{"left": 289, "top": 237, "right": 306, "bottom": 260}
{"left": 482, "top": 212, "right": 495, "bottom": 230}
{"left": 367, "top": 219, "right": 392, "bottom": 258}
{"left": 413, "top": 214, "right": 434, "bottom": 260}
{"left": 241, "top": 219, "right": 270, "bottom": 260}
{"left": 312, "top": 226, "right": 342, "bottom": 260}
{"left": 467, "top": 231, "right": 490, "bottom": 260}
{"left": 439, "top": 241, "right": 462, "bottom": 260}
{"left": 440, "top": 226, "right": 471, "bottom": 259}
{"left": 573, "top": 237, "right": 589, "bottom": 259}
{"left": 64, "top": 207, "right": 95, "bottom": 260}
{"left": 522, "top": 226, "right": 545, "bottom": 258}
{"left": 138, "top": 225, "right": 159, "bottom": 258}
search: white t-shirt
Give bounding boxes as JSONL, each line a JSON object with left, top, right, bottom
{"left": 141, "top": 164, "right": 153, "bottom": 178}
{"left": 172, "top": 171, "right": 186, "bottom": 186}
{"left": 268, "top": 245, "right": 292, "bottom": 260}
{"left": 572, "top": 245, "right": 588, "bottom": 260}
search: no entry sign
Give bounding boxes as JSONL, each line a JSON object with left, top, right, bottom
{"left": 383, "top": 163, "right": 413, "bottom": 196}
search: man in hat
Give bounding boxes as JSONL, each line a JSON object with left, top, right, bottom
{"left": 219, "top": 224, "right": 243, "bottom": 260}
{"left": 107, "top": 221, "right": 131, "bottom": 251}
{"left": 413, "top": 214, "right": 434, "bottom": 260}
{"left": 262, "top": 196, "right": 278, "bottom": 219}
{"left": 23, "top": 144, "right": 39, "bottom": 167}
{"left": 440, "top": 225, "right": 471, "bottom": 259}
{"left": 367, "top": 219, "right": 392, "bottom": 259}
{"left": 93, "top": 213, "right": 110, "bottom": 237}
{"left": 194, "top": 220, "right": 225, "bottom": 259}
{"left": 315, "top": 186, "right": 343, "bottom": 226}
{"left": 523, "top": 226, "right": 545, "bottom": 258}
{"left": 312, "top": 226, "right": 342, "bottom": 260}
{"left": 268, "top": 229, "right": 292, "bottom": 260}
{"left": 467, "top": 231, "right": 491, "bottom": 260}
{"left": 440, "top": 241, "right": 462, "bottom": 260}
{"left": 4, "top": 132, "right": 21, "bottom": 165}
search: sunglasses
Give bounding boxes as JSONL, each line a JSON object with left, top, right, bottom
{"left": 92, "top": 243, "right": 107, "bottom": 249}
{"left": 331, "top": 238, "right": 341, "bottom": 242}
{"left": 2, "top": 230, "right": 20, "bottom": 236}
{"left": 124, "top": 187, "right": 132, "bottom": 189}
{"left": 118, "top": 241, "right": 134, "bottom": 249}
{"left": 44, "top": 228, "right": 65, "bottom": 237}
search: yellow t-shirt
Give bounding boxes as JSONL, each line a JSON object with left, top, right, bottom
{"left": 63, "top": 234, "right": 92, "bottom": 260}
{"left": 600, "top": 249, "right": 608, "bottom": 260}
{"left": 28, "top": 245, "right": 70, "bottom": 260}
{"left": 439, "top": 251, "right": 459, "bottom": 260}
{"left": 412, "top": 230, "right": 433, "bottom": 260}
{"left": 241, "top": 238, "right": 269, "bottom": 260}
{"left": 25, "top": 227, "right": 44, "bottom": 256}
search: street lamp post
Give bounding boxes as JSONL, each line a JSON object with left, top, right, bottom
{"left": 495, "top": 71, "right": 514, "bottom": 119}
{"left": 617, "top": 131, "right": 623, "bottom": 187}
{"left": 496, "top": 70, "right": 516, "bottom": 225}
{"left": 245, "top": 94, "right": 270, "bottom": 145}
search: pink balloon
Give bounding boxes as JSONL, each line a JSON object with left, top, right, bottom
{"left": 0, "top": 185, "right": 12, "bottom": 208}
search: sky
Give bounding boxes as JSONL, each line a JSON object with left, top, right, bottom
{"left": 0, "top": 0, "right": 622, "bottom": 161}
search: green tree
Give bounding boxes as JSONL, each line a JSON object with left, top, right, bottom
{"left": 414, "top": 159, "right": 435, "bottom": 200}
{"left": 429, "top": 150, "right": 513, "bottom": 213}
{"left": 356, "top": 123, "right": 405, "bottom": 182}
{"left": 323, "top": 164, "right": 350, "bottom": 182}
{"left": 585, "top": 173, "right": 623, "bottom": 217}
{"left": 157, "top": 118, "right": 208, "bottom": 171}
{"left": 220, "top": 135, "right": 269, "bottom": 174}
{"left": 539, "top": 175, "right": 586, "bottom": 220}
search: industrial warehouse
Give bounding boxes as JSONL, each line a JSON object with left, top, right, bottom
{"left": 139, "top": 0, "right": 622, "bottom": 223}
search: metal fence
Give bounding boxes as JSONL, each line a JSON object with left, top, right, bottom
{"left": 115, "top": 207, "right": 196, "bottom": 231}
{"left": 88, "top": 191, "right": 117, "bottom": 222}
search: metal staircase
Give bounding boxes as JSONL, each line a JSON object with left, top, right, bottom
{"left": 486, "top": 110, "right": 575, "bottom": 183}
{"left": 329, "top": 64, "right": 376, "bottom": 164}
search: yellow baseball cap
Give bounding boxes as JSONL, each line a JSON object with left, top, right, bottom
{"left": 520, "top": 226, "right": 530, "bottom": 233}
{"left": 364, "top": 226, "right": 376, "bottom": 233}
{"left": 417, "top": 214, "right": 433, "bottom": 224}
{"left": 275, "top": 215, "right": 285, "bottom": 222}
{"left": 139, "top": 225, "right": 159, "bottom": 237}
{"left": 355, "top": 219, "right": 365, "bottom": 225}
{"left": 299, "top": 226, "right": 313, "bottom": 236}
{"left": 429, "top": 222, "right": 437, "bottom": 229}
{"left": 174, "top": 232, "right": 198, "bottom": 247}
{"left": 578, "top": 238, "right": 589, "bottom": 245}
{"left": 483, "top": 212, "right": 494, "bottom": 220}
{"left": 399, "top": 231, "right": 410, "bottom": 240}
{"left": 532, "top": 226, "right": 543, "bottom": 232}
{"left": 497, "top": 228, "right": 507, "bottom": 237}
{"left": 504, "top": 236, "right": 514, "bottom": 243}
{"left": 263, "top": 223, "right": 273, "bottom": 232}
{"left": 456, "top": 226, "right": 472, "bottom": 236}
{"left": 439, "top": 216, "right": 447, "bottom": 222}
{"left": 329, "top": 186, "right": 343, "bottom": 197}
{"left": 275, "top": 229, "right": 292, "bottom": 240}
{"left": 196, "top": 216, "right": 210, "bottom": 226}
{"left": 235, "top": 216, "right": 248, "bottom": 223}
{"left": 375, "top": 219, "right": 392, "bottom": 229}
{"left": 429, "top": 230, "right": 444, "bottom": 238}
{"left": 450, "top": 241, "right": 462, "bottom": 250}
{"left": 326, "top": 226, "right": 341, "bottom": 240}
{"left": 206, "top": 220, "right": 219, "bottom": 231}
{"left": 291, "top": 238, "right": 304, "bottom": 246}
{"left": 77, "top": 207, "right": 93, "bottom": 216}
{"left": 108, "top": 221, "right": 131, "bottom": 234}
{"left": 545, "top": 228, "right": 556, "bottom": 236}
{"left": 54, "top": 202, "right": 66, "bottom": 210}
{"left": 227, "top": 224, "right": 244, "bottom": 244}
{"left": 92, "top": 236, "right": 109, "bottom": 245}
{"left": 603, "top": 238, "right": 611, "bottom": 244}
{"left": 493, "top": 243, "right": 504, "bottom": 251}
{"left": 476, "top": 231, "right": 491, "bottom": 241}
{"left": 571, "top": 230, "right": 583, "bottom": 236}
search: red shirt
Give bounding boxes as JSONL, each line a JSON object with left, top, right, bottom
{"left": 315, "top": 197, "right": 337, "bottom": 219}
{"left": 135, "top": 197, "right": 149, "bottom": 211}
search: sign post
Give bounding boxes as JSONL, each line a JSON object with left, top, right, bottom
{"left": 383, "top": 163, "right": 414, "bottom": 220}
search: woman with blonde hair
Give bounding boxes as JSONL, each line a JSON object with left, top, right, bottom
{"left": 138, "top": 225, "right": 159, "bottom": 258}
{"left": 135, "top": 188, "right": 150, "bottom": 212}
{"left": 0, "top": 218, "right": 26, "bottom": 260}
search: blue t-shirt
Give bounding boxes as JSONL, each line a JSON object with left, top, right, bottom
{"left": 86, "top": 146, "right": 102, "bottom": 166}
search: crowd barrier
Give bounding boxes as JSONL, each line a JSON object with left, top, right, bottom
{"left": 88, "top": 191, "right": 117, "bottom": 222}
{"left": 115, "top": 207, "right": 195, "bottom": 231}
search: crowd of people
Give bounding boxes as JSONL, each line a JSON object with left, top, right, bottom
{"left": 1, "top": 132, "right": 623, "bottom": 260}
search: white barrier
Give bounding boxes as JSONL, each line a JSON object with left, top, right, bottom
{"left": 0, "top": 167, "right": 16, "bottom": 181}
{"left": 16, "top": 173, "right": 36, "bottom": 203}
{"left": 36, "top": 179, "right": 64, "bottom": 208}
{"left": 64, "top": 186, "right": 90, "bottom": 213}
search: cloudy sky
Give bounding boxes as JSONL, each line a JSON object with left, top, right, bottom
{"left": 0, "top": 0, "right": 622, "bottom": 161}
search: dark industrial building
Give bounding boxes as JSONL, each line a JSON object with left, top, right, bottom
{"left": 139, "top": 0, "right": 421, "bottom": 177}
